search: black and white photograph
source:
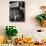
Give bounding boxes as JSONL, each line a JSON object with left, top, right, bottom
{"left": 9, "top": 1, "right": 25, "bottom": 22}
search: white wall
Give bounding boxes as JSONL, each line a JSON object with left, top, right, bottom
{"left": 0, "top": 0, "right": 46, "bottom": 39}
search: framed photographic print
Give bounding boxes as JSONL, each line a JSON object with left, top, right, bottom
{"left": 9, "top": 1, "right": 25, "bottom": 22}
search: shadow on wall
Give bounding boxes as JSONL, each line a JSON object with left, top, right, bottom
{"left": 30, "top": 16, "right": 40, "bottom": 27}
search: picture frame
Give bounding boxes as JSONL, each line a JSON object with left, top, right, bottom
{"left": 9, "top": 1, "right": 25, "bottom": 22}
